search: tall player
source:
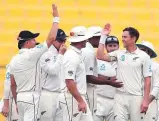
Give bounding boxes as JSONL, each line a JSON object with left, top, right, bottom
{"left": 10, "top": 4, "right": 59, "bottom": 121}
{"left": 97, "top": 24, "right": 152, "bottom": 121}
{"left": 39, "top": 29, "right": 67, "bottom": 121}
{"left": 95, "top": 35, "right": 119, "bottom": 121}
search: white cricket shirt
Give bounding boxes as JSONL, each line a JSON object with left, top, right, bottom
{"left": 150, "top": 61, "right": 159, "bottom": 98}
{"left": 10, "top": 42, "right": 48, "bottom": 93}
{"left": 96, "top": 60, "right": 117, "bottom": 98}
{"left": 40, "top": 45, "right": 63, "bottom": 92}
{"left": 62, "top": 46, "right": 87, "bottom": 95}
{"left": 108, "top": 48, "right": 152, "bottom": 95}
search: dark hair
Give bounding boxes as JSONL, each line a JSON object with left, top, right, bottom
{"left": 18, "top": 40, "right": 26, "bottom": 49}
{"left": 123, "top": 27, "right": 140, "bottom": 43}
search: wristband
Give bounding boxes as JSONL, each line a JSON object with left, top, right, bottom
{"left": 99, "top": 35, "right": 107, "bottom": 44}
{"left": 53, "top": 17, "right": 60, "bottom": 23}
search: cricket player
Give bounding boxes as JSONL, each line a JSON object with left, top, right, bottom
{"left": 39, "top": 28, "right": 67, "bottom": 121}
{"left": 136, "top": 41, "right": 159, "bottom": 121}
{"left": 1, "top": 64, "right": 19, "bottom": 121}
{"left": 95, "top": 35, "right": 119, "bottom": 121}
{"left": 59, "top": 26, "right": 94, "bottom": 121}
{"left": 10, "top": 4, "right": 60, "bottom": 121}
{"left": 81, "top": 26, "right": 123, "bottom": 115}
{"left": 97, "top": 24, "right": 152, "bottom": 121}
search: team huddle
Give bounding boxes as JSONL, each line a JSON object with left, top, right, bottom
{"left": 1, "top": 4, "right": 159, "bottom": 121}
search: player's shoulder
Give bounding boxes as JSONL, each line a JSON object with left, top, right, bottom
{"left": 137, "top": 49, "right": 150, "bottom": 58}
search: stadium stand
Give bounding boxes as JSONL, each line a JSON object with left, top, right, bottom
{"left": 0, "top": 0, "right": 159, "bottom": 120}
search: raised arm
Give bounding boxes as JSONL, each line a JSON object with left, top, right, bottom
{"left": 97, "top": 24, "right": 112, "bottom": 61}
{"left": 46, "top": 4, "right": 59, "bottom": 48}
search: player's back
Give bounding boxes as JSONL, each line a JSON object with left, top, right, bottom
{"left": 10, "top": 49, "right": 41, "bottom": 93}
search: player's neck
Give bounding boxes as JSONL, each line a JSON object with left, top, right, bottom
{"left": 126, "top": 45, "right": 137, "bottom": 53}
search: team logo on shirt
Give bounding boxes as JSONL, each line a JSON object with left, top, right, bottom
{"left": 36, "top": 44, "right": 43, "bottom": 48}
{"left": 133, "top": 57, "right": 139, "bottom": 61}
{"left": 68, "top": 70, "right": 74, "bottom": 76}
{"left": 45, "top": 58, "right": 50, "bottom": 62}
{"left": 41, "top": 111, "right": 46, "bottom": 115}
{"left": 6, "top": 72, "right": 10, "bottom": 80}
{"left": 149, "top": 65, "right": 152, "bottom": 72}
{"left": 89, "top": 67, "right": 94, "bottom": 71}
{"left": 120, "top": 55, "right": 125, "bottom": 61}
{"left": 100, "top": 64, "right": 106, "bottom": 71}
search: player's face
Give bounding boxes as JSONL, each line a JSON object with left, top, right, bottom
{"left": 81, "top": 40, "right": 87, "bottom": 48}
{"left": 122, "top": 31, "right": 135, "bottom": 48}
{"left": 56, "top": 40, "right": 66, "bottom": 49}
{"left": 26, "top": 38, "right": 36, "bottom": 48}
{"left": 89, "top": 36, "right": 100, "bottom": 48}
{"left": 106, "top": 43, "right": 119, "bottom": 53}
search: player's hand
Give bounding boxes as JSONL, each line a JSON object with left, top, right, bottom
{"left": 2, "top": 104, "right": 9, "bottom": 117}
{"left": 52, "top": 4, "right": 59, "bottom": 17}
{"left": 109, "top": 77, "right": 123, "bottom": 88}
{"left": 78, "top": 100, "right": 87, "bottom": 113}
{"left": 140, "top": 99, "right": 149, "bottom": 113}
{"left": 101, "top": 23, "right": 111, "bottom": 36}
{"left": 59, "top": 44, "right": 67, "bottom": 55}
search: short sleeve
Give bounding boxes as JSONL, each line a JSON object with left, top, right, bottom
{"left": 63, "top": 53, "right": 78, "bottom": 81}
{"left": 82, "top": 50, "right": 95, "bottom": 76}
{"left": 143, "top": 55, "right": 152, "bottom": 77}
{"left": 28, "top": 41, "right": 48, "bottom": 61}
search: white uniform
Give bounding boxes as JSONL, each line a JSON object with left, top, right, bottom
{"left": 3, "top": 64, "right": 19, "bottom": 121}
{"left": 10, "top": 42, "right": 48, "bottom": 121}
{"left": 94, "top": 60, "right": 117, "bottom": 121}
{"left": 81, "top": 42, "right": 98, "bottom": 115}
{"left": 147, "top": 61, "right": 159, "bottom": 121}
{"left": 108, "top": 48, "right": 152, "bottom": 121}
{"left": 59, "top": 46, "right": 93, "bottom": 121}
{"left": 39, "top": 45, "right": 63, "bottom": 121}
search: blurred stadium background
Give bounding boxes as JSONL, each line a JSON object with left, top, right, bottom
{"left": 0, "top": 0, "right": 159, "bottom": 120}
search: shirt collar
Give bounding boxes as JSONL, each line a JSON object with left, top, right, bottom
{"left": 125, "top": 47, "right": 140, "bottom": 54}
{"left": 19, "top": 48, "right": 28, "bottom": 54}
{"left": 71, "top": 46, "right": 82, "bottom": 54}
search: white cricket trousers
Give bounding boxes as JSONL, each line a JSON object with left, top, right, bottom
{"left": 144, "top": 100, "right": 158, "bottom": 121}
{"left": 94, "top": 95, "right": 114, "bottom": 121}
{"left": 114, "top": 91, "right": 144, "bottom": 121}
{"left": 39, "top": 90, "right": 62, "bottom": 121}
{"left": 86, "top": 84, "right": 96, "bottom": 115}
{"left": 7, "top": 97, "right": 19, "bottom": 121}
{"left": 16, "top": 92, "right": 40, "bottom": 121}
{"left": 58, "top": 92, "right": 93, "bottom": 121}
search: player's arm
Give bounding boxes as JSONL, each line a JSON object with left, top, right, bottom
{"left": 28, "top": 4, "right": 60, "bottom": 61}
{"left": 40, "top": 44, "right": 66, "bottom": 75}
{"left": 140, "top": 56, "right": 152, "bottom": 113}
{"left": 97, "top": 23, "right": 112, "bottom": 61}
{"left": 63, "top": 57, "right": 86, "bottom": 113}
{"left": 10, "top": 75, "right": 17, "bottom": 104}
{"left": 149, "top": 67, "right": 159, "bottom": 102}
{"left": 86, "top": 75, "right": 123, "bottom": 88}
{"left": 46, "top": 4, "right": 59, "bottom": 48}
